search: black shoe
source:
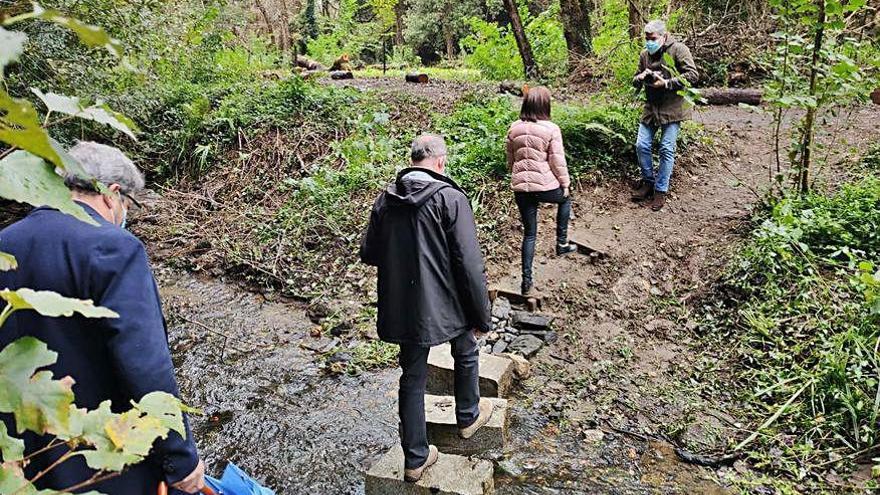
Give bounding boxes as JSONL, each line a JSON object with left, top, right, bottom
{"left": 556, "top": 243, "right": 577, "bottom": 256}
{"left": 521, "top": 279, "right": 533, "bottom": 295}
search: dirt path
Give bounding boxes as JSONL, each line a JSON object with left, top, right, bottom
{"left": 150, "top": 76, "right": 879, "bottom": 493}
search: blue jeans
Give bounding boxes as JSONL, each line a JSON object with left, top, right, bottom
{"left": 635, "top": 122, "right": 680, "bottom": 193}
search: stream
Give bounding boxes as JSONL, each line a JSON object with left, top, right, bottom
{"left": 158, "top": 267, "right": 728, "bottom": 494}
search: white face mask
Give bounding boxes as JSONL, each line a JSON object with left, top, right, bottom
{"left": 113, "top": 192, "right": 128, "bottom": 229}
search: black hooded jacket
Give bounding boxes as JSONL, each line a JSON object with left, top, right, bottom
{"left": 360, "top": 167, "right": 491, "bottom": 346}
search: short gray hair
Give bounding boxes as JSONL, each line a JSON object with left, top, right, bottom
{"left": 63, "top": 141, "right": 145, "bottom": 194}
{"left": 645, "top": 20, "right": 667, "bottom": 35}
{"left": 410, "top": 134, "right": 447, "bottom": 163}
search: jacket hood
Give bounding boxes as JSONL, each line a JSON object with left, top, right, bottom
{"left": 385, "top": 167, "right": 464, "bottom": 207}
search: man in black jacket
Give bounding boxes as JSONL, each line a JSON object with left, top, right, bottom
{"left": 360, "top": 134, "right": 494, "bottom": 482}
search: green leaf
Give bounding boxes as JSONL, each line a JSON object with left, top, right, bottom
{"left": 0, "top": 251, "right": 16, "bottom": 271}
{"left": 0, "top": 465, "right": 35, "bottom": 494}
{"left": 133, "top": 392, "right": 188, "bottom": 437}
{"left": 0, "top": 151, "right": 98, "bottom": 225}
{"left": 0, "top": 288, "right": 118, "bottom": 319}
{"left": 0, "top": 337, "right": 74, "bottom": 435}
{"left": 68, "top": 401, "right": 140, "bottom": 471}
{"left": 31, "top": 89, "right": 138, "bottom": 140}
{"left": 4, "top": 3, "right": 123, "bottom": 58}
{"left": 0, "top": 421, "right": 24, "bottom": 462}
{"left": 0, "top": 27, "right": 27, "bottom": 72}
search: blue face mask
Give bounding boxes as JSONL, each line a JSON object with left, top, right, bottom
{"left": 646, "top": 39, "right": 662, "bottom": 54}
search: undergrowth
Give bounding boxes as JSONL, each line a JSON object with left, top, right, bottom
{"left": 700, "top": 171, "right": 880, "bottom": 488}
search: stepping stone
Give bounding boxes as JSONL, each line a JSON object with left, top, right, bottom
{"left": 507, "top": 335, "right": 543, "bottom": 358}
{"left": 425, "top": 394, "right": 508, "bottom": 455}
{"left": 489, "top": 288, "right": 541, "bottom": 311}
{"left": 365, "top": 445, "right": 495, "bottom": 495}
{"left": 510, "top": 311, "right": 553, "bottom": 330}
{"left": 427, "top": 344, "right": 515, "bottom": 398}
{"left": 569, "top": 239, "right": 608, "bottom": 262}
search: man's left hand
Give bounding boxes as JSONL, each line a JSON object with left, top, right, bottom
{"left": 651, "top": 77, "right": 668, "bottom": 88}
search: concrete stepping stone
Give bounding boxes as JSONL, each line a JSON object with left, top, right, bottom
{"left": 426, "top": 344, "right": 515, "bottom": 398}
{"left": 365, "top": 445, "right": 495, "bottom": 495}
{"left": 425, "top": 394, "right": 508, "bottom": 455}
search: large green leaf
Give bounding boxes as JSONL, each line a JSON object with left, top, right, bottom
{"left": 0, "top": 151, "right": 97, "bottom": 225}
{"left": 0, "top": 288, "right": 118, "bottom": 319}
{"left": 0, "top": 27, "right": 27, "bottom": 72}
{"left": 0, "top": 422, "right": 24, "bottom": 462}
{"left": 68, "top": 402, "right": 139, "bottom": 471}
{"left": 132, "top": 392, "right": 187, "bottom": 437}
{"left": 0, "top": 252, "right": 16, "bottom": 271}
{"left": 0, "top": 337, "right": 74, "bottom": 435}
{"left": 31, "top": 89, "right": 138, "bottom": 140}
{"left": 4, "top": 3, "right": 123, "bottom": 58}
{"left": 0, "top": 465, "right": 35, "bottom": 494}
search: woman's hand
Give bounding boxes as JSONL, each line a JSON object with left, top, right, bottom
{"left": 563, "top": 187, "right": 570, "bottom": 198}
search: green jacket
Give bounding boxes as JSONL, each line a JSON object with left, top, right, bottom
{"left": 632, "top": 35, "right": 699, "bottom": 126}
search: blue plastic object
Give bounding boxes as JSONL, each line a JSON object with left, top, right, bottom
{"left": 204, "top": 463, "right": 275, "bottom": 495}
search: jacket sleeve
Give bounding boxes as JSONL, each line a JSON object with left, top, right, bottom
{"left": 506, "top": 131, "right": 515, "bottom": 170}
{"left": 632, "top": 52, "right": 647, "bottom": 88}
{"left": 444, "top": 192, "right": 491, "bottom": 333}
{"left": 90, "top": 235, "right": 199, "bottom": 485}
{"left": 359, "top": 196, "right": 383, "bottom": 267}
{"left": 548, "top": 126, "right": 570, "bottom": 189}
{"left": 667, "top": 44, "right": 698, "bottom": 91}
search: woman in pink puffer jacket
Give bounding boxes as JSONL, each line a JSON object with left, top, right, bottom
{"left": 506, "top": 86, "right": 576, "bottom": 295}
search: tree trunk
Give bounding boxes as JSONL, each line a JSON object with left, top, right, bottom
{"left": 698, "top": 88, "right": 763, "bottom": 106}
{"left": 501, "top": 0, "right": 541, "bottom": 79}
{"left": 627, "top": 0, "right": 642, "bottom": 39}
{"left": 255, "top": 0, "right": 276, "bottom": 45}
{"left": 394, "top": 0, "right": 406, "bottom": 45}
{"left": 278, "top": 0, "right": 291, "bottom": 59}
{"left": 560, "top": 0, "right": 593, "bottom": 64}
{"left": 444, "top": 21, "right": 455, "bottom": 60}
{"left": 798, "top": 0, "right": 825, "bottom": 194}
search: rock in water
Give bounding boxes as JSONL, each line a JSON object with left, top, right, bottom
{"left": 425, "top": 395, "right": 508, "bottom": 455}
{"left": 365, "top": 445, "right": 495, "bottom": 495}
{"left": 507, "top": 335, "right": 543, "bottom": 358}
{"left": 510, "top": 311, "right": 553, "bottom": 330}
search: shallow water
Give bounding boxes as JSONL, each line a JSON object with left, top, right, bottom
{"left": 159, "top": 268, "right": 726, "bottom": 494}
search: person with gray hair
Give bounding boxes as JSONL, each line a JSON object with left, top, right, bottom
{"left": 0, "top": 141, "right": 206, "bottom": 494}
{"left": 632, "top": 19, "right": 699, "bottom": 211}
{"left": 360, "top": 133, "right": 494, "bottom": 482}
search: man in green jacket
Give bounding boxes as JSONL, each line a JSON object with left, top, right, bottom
{"left": 631, "top": 19, "right": 699, "bottom": 211}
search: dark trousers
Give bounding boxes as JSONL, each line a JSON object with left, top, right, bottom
{"left": 514, "top": 187, "right": 572, "bottom": 283}
{"left": 398, "top": 330, "right": 480, "bottom": 469}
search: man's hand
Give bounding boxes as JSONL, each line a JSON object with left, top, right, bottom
{"left": 635, "top": 68, "right": 652, "bottom": 81}
{"left": 473, "top": 328, "right": 489, "bottom": 340}
{"left": 563, "top": 186, "right": 570, "bottom": 198}
{"left": 172, "top": 460, "right": 206, "bottom": 494}
{"left": 651, "top": 76, "right": 668, "bottom": 88}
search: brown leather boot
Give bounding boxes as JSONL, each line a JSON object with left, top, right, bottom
{"left": 631, "top": 180, "right": 654, "bottom": 201}
{"left": 649, "top": 191, "right": 667, "bottom": 211}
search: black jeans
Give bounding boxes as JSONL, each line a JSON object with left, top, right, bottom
{"left": 398, "top": 331, "right": 480, "bottom": 469}
{"left": 514, "top": 187, "right": 572, "bottom": 283}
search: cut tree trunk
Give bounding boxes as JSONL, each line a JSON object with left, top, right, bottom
{"left": 296, "top": 55, "right": 325, "bottom": 71}
{"left": 698, "top": 88, "right": 764, "bottom": 106}
{"left": 330, "top": 70, "right": 354, "bottom": 80}
{"left": 499, "top": 81, "right": 528, "bottom": 96}
{"left": 871, "top": 87, "right": 880, "bottom": 105}
{"left": 501, "top": 0, "right": 541, "bottom": 79}
{"left": 560, "top": 0, "right": 593, "bottom": 63}
{"left": 405, "top": 73, "right": 429, "bottom": 83}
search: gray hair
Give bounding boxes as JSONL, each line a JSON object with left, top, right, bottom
{"left": 410, "top": 134, "right": 447, "bottom": 163}
{"left": 645, "top": 20, "right": 667, "bottom": 35}
{"left": 63, "top": 141, "right": 145, "bottom": 194}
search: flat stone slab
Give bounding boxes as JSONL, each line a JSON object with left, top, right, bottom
{"left": 427, "top": 344, "right": 515, "bottom": 398}
{"left": 365, "top": 445, "right": 495, "bottom": 495}
{"left": 510, "top": 311, "right": 553, "bottom": 330}
{"left": 425, "top": 395, "right": 508, "bottom": 455}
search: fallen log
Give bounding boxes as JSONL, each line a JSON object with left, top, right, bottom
{"left": 871, "top": 87, "right": 880, "bottom": 106}
{"left": 499, "top": 81, "right": 528, "bottom": 96}
{"left": 295, "top": 55, "right": 325, "bottom": 71}
{"left": 329, "top": 70, "right": 354, "bottom": 80}
{"left": 697, "top": 87, "right": 763, "bottom": 106}
{"left": 405, "top": 72, "right": 429, "bottom": 84}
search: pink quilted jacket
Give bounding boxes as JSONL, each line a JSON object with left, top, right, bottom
{"left": 506, "top": 119, "right": 570, "bottom": 192}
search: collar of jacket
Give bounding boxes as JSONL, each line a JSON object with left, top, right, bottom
{"left": 396, "top": 166, "right": 465, "bottom": 193}
{"left": 31, "top": 202, "right": 112, "bottom": 227}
